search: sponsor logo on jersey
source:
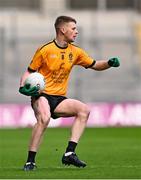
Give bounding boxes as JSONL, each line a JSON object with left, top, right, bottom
{"left": 50, "top": 54, "right": 57, "bottom": 58}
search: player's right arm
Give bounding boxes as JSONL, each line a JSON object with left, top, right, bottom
{"left": 20, "top": 70, "right": 31, "bottom": 87}
{"left": 19, "top": 69, "right": 39, "bottom": 96}
{"left": 19, "top": 48, "right": 43, "bottom": 96}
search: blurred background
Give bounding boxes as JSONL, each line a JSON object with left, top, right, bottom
{"left": 1, "top": 0, "right": 141, "bottom": 127}
{"left": 1, "top": 2, "right": 141, "bottom": 178}
{"left": 0, "top": 0, "right": 141, "bottom": 103}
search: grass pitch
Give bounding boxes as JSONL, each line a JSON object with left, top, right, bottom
{"left": 0, "top": 127, "right": 141, "bottom": 179}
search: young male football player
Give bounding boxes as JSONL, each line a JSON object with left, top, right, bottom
{"left": 19, "top": 15, "right": 120, "bottom": 171}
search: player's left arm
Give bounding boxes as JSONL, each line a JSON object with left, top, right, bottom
{"left": 90, "top": 57, "right": 120, "bottom": 71}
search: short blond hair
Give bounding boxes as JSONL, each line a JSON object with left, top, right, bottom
{"left": 54, "top": 15, "right": 77, "bottom": 33}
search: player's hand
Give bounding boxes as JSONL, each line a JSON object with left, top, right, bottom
{"left": 108, "top": 57, "right": 120, "bottom": 67}
{"left": 19, "top": 83, "right": 39, "bottom": 97}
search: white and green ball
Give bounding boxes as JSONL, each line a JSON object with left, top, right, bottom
{"left": 24, "top": 72, "right": 45, "bottom": 91}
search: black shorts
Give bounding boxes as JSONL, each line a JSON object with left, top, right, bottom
{"left": 32, "top": 93, "right": 67, "bottom": 119}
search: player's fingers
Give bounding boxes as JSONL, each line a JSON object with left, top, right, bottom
{"left": 28, "top": 86, "right": 39, "bottom": 93}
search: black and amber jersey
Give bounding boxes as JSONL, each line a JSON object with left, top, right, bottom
{"left": 28, "top": 40, "right": 95, "bottom": 96}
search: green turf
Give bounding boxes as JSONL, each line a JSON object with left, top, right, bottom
{"left": 0, "top": 127, "right": 141, "bottom": 179}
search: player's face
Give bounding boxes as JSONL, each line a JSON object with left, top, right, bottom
{"left": 62, "top": 22, "right": 78, "bottom": 43}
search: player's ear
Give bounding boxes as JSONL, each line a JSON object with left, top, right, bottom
{"left": 60, "top": 26, "right": 66, "bottom": 34}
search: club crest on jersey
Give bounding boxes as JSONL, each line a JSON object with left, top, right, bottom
{"left": 69, "top": 52, "right": 73, "bottom": 63}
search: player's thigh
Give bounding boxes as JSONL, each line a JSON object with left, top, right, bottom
{"left": 54, "top": 99, "right": 90, "bottom": 117}
{"left": 31, "top": 96, "right": 51, "bottom": 120}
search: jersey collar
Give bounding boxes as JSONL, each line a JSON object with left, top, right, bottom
{"left": 53, "top": 39, "right": 68, "bottom": 49}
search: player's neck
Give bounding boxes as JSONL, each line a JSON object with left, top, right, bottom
{"left": 55, "top": 38, "right": 68, "bottom": 48}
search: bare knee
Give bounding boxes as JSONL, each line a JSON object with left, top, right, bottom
{"left": 36, "top": 112, "right": 50, "bottom": 129}
{"left": 33, "top": 96, "right": 51, "bottom": 129}
{"left": 34, "top": 104, "right": 51, "bottom": 129}
{"left": 77, "top": 105, "right": 90, "bottom": 122}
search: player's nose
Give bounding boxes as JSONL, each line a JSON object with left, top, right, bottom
{"left": 76, "top": 30, "right": 78, "bottom": 34}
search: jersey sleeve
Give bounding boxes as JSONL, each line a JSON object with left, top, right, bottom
{"left": 28, "top": 48, "right": 43, "bottom": 71}
{"left": 75, "top": 48, "right": 95, "bottom": 68}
